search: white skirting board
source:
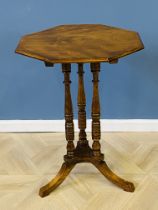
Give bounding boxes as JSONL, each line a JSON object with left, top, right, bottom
{"left": 0, "top": 120, "right": 158, "bottom": 132}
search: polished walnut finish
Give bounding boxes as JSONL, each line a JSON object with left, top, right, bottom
{"left": 62, "top": 63, "right": 75, "bottom": 157}
{"left": 77, "top": 63, "right": 87, "bottom": 146}
{"left": 15, "top": 24, "right": 144, "bottom": 64}
{"left": 15, "top": 24, "right": 144, "bottom": 198}
{"left": 39, "top": 62, "right": 135, "bottom": 198}
{"left": 91, "top": 63, "right": 101, "bottom": 157}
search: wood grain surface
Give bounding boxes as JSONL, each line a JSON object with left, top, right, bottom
{"left": 15, "top": 24, "right": 144, "bottom": 64}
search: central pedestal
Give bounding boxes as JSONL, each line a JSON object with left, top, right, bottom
{"left": 39, "top": 62, "right": 135, "bottom": 198}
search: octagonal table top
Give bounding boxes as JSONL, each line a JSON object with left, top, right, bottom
{"left": 15, "top": 24, "right": 144, "bottom": 64}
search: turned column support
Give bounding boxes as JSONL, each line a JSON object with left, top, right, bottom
{"left": 39, "top": 62, "right": 135, "bottom": 197}
{"left": 90, "top": 63, "right": 101, "bottom": 157}
{"left": 77, "top": 63, "right": 88, "bottom": 145}
{"left": 62, "top": 63, "right": 75, "bottom": 157}
{"left": 74, "top": 63, "right": 93, "bottom": 157}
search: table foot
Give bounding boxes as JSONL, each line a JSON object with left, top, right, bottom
{"left": 39, "top": 156, "right": 134, "bottom": 197}
{"left": 92, "top": 160, "right": 135, "bottom": 192}
{"left": 39, "top": 162, "right": 75, "bottom": 197}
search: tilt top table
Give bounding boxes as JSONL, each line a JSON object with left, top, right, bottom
{"left": 15, "top": 24, "right": 144, "bottom": 197}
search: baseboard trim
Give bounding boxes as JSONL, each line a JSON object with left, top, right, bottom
{"left": 0, "top": 119, "right": 158, "bottom": 132}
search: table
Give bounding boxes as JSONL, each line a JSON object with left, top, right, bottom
{"left": 15, "top": 24, "right": 144, "bottom": 197}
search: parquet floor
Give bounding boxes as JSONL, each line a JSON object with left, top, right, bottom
{"left": 0, "top": 132, "right": 158, "bottom": 210}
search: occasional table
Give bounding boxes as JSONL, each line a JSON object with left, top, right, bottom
{"left": 15, "top": 24, "right": 144, "bottom": 197}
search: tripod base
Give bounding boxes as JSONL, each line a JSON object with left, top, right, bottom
{"left": 39, "top": 143, "right": 135, "bottom": 197}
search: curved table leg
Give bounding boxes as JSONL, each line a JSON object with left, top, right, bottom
{"left": 93, "top": 160, "right": 135, "bottom": 192}
{"left": 39, "top": 162, "right": 75, "bottom": 197}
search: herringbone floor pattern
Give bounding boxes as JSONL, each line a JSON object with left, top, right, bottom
{"left": 0, "top": 132, "right": 158, "bottom": 210}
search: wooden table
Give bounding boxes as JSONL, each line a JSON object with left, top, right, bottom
{"left": 15, "top": 24, "right": 144, "bottom": 197}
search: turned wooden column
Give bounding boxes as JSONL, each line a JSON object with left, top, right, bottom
{"left": 77, "top": 63, "right": 88, "bottom": 146}
{"left": 62, "top": 63, "right": 75, "bottom": 157}
{"left": 91, "top": 63, "right": 101, "bottom": 157}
